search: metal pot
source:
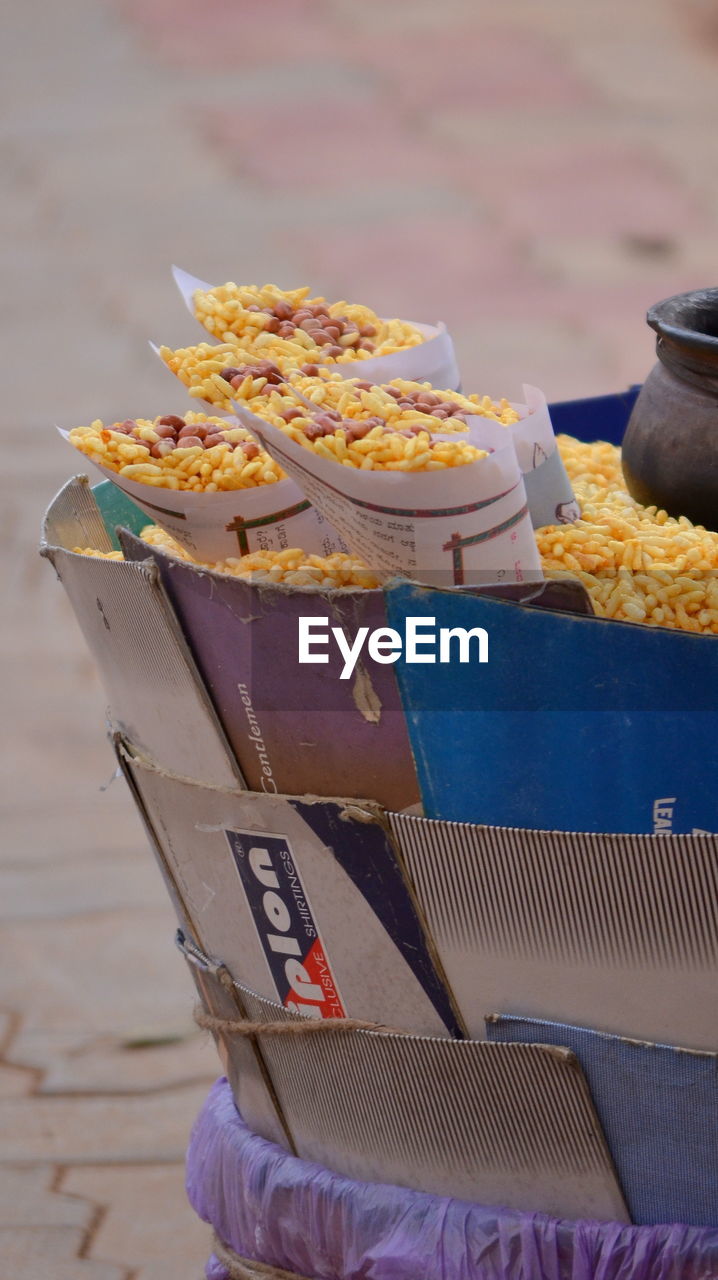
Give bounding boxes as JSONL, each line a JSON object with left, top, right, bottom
{"left": 622, "top": 288, "right": 718, "bottom": 530}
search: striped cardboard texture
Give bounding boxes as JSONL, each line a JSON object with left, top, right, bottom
{"left": 42, "top": 476, "right": 241, "bottom": 788}
{"left": 389, "top": 811, "right": 718, "bottom": 1048}
{"left": 232, "top": 979, "right": 628, "bottom": 1222}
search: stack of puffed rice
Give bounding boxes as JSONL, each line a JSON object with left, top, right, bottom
{"left": 74, "top": 529, "right": 380, "bottom": 591}
{"left": 538, "top": 436, "right": 718, "bottom": 634}
{"left": 75, "top": 435, "right": 718, "bottom": 632}
{"left": 68, "top": 412, "right": 283, "bottom": 492}
{"left": 190, "top": 282, "right": 424, "bottom": 362}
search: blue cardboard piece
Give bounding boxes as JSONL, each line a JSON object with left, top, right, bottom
{"left": 385, "top": 390, "right": 718, "bottom": 834}
{"left": 92, "top": 479, "right": 148, "bottom": 548}
{"left": 385, "top": 580, "right": 718, "bottom": 833}
{"left": 485, "top": 1014, "right": 718, "bottom": 1228}
{"left": 548, "top": 385, "right": 640, "bottom": 447}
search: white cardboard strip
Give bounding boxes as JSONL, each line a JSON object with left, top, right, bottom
{"left": 59, "top": 428, "right": 348, "bottom": 561}
{"left": 233, "top": 405, "right": 542, "bottom": 586}
{"left": 171, "top": 265, "right": 461, "bottom": 391}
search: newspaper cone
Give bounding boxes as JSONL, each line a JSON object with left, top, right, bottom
{"left": 172, "top": 266, "right": 460, "bottom": 391}
{"left": 59, "top": 429, "right": 348, "bottom": 562}
{"left": 232, "top": 407, "right": 542, "bottom": 588}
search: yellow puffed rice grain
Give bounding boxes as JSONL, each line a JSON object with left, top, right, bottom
{"left": 233, "top": 378, "right": 490, "bottom": 471}
{"left": 73, "top": 547, "right": 123, "bottom": 559}
{"left": 134, "top": 525, "right": 194, "bottom": 561}
{"left": 138, "top": 526, "right": 381, "bottom": 589}
{"left": 540, "top": 436, "right": 718, "bottom": 634}
{"left": 292, "top": 429, "right": 485, "bottom": 472}
{"left": 159, "top": 342, "right": 302, "bottom": 409}
{"left": 68, "top": 412, "right": 284, "bottom": 492}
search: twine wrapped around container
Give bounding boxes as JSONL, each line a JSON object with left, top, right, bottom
{"left": 208, "top": 1233, "right": 313, "bottom": 1280}
{"left": 195, "top": 1003, "right": 401, "bottom": 1041}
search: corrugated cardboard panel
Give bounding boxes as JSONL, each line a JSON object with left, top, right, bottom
{"left": 385, "top": 579, "right": 718, "bottom": 835}
{"left": 228, "top": 979, "right": 628, "bottom": 1222}
{"left": 113, "top": 742, "right": 288, "bottom": 1146}
{"left": 44, "top": 472, "right": 115, "bottom": 552}
{"left": 42, "top": 478, "right": 242, "bottom": 788}
{"left": 119, "top": 530, "right": 419, "bottom": 810}
{"left": 118, "top": 749, "right": 458, "bottom": 1038}
{"left": 389, "top": 811, "right": 718, "bottom": 1050}
{"left": 176, "top": 931, "right": 293, "bottom": 1152}
{"left": 486, "top": 1014, "right": 718, "bottom": 1228}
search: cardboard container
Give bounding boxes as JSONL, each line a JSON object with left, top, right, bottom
{"left": 115, "top": 739, "right": 714, "bottom": 1222}
{"left": 41, "top": 389, "right": 718, "bottom": 1227}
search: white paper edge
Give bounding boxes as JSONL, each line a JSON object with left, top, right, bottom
{"left": 172, "top": 265, "right": 213, "bottom": 316}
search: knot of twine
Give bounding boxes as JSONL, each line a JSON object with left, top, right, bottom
{"left": 194, "top": 1005, "right": 397, "bottom": 1039}
{"left": 211, "top": 1231, "right": 314, "bottom": 1280}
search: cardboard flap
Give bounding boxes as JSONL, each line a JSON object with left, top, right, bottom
{"left": 119, "top": 529, "right": 419, "bottom": 810}
{"left": 225, "top": 977, "right": 628, "bottom": 1222}
{"left": 487, "top": 1014, "right": 718, "bottom": 1228}
{"left": 117, "top": 750, "right": 457, "bottom": 1038}
{"left": 177, "top": 930, "right": 293, "bottom": 1153}
{"left": 42, "top": 479, "right": 242, "bottom": 788}
{"left": 389, "top": 811, "right": 718, "bottom": 1051}
{"left": 42, "top": 473, "right": 115, "bottom": 554}
{"left": 384, "top": 578, "right": 718, "bottom": 834}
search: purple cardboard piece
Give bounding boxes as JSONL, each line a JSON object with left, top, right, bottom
{"left": 118, "top": 531, "right": 419, "bottom": 810}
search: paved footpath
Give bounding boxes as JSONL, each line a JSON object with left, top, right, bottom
{"left": 2, "top": 0, "right": 718, "bottom": 1274}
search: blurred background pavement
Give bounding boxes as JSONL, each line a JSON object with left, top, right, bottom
{"left": 2, "top": 0, "right": 718, "bottom": 1274}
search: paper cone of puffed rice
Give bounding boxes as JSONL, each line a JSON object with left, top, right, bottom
{"left": 58, "top": 428, "right": 348, "bottom": 563}
{"left": 232, "top": 407, "right": 542, "bottom": 588}
{"left": 508, "top": 386, "right": 579, "bottom": 528}
{"left": 172, "top": 266, "right": 461, "bottom": 392}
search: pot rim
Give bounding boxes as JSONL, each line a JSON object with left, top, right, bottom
{"left": 648, "top": 287, "right": 718, "bottom": 355}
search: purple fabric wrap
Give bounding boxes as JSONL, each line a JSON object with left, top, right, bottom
{"left": 187, "top": 1079, "right": 718, "bottom": 1280}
